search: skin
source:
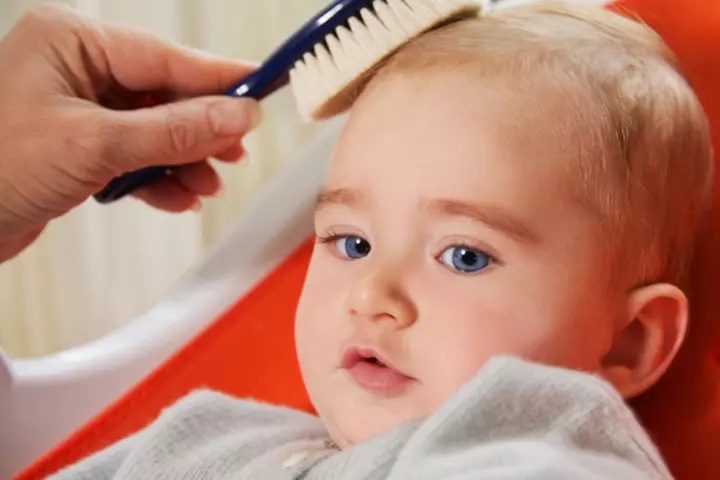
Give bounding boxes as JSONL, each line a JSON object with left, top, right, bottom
{"left": 294, "top": 71, "right": 688, "bottom": 448}
{"left": 0, "top": 4, "right": 261, "bottom": 262}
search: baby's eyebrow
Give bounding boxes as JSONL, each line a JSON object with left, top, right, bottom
{"left": 315, "top": 187, "right": 366, "bottom": 210}
{"left": 425, "top": 198, "right": 542, "bottom": 246}
{"left": 315, "top": 189, "right": 541, "bottom": 245}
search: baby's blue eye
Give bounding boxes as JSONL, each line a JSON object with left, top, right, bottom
{"left": 439, "top": 246, "right": 491, "bottom": 274}
{"left": 334, "top": 236, "right": 371, "bottom": 259}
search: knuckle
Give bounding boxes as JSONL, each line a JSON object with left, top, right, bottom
{"left": 20, "top": 113, "right": 116, "bottom": 201}
{"left": 17, "top": 3, "right": 90, "bottom": 50}
{"left": 91, "top": 116, "right": 135, "bottom": 175}
{"left": 21, "top": 3, "right": 73, "bottom": 28}
{"left": 164, "top": 106, "right": 198, "bottom": 155}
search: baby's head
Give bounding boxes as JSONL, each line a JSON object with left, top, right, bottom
{"left": 294, "top": 2, "right": 712, "bottom": 447}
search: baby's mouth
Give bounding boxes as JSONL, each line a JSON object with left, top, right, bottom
{"left": 364, "top": 356, "right": 385, "bottom": 366}
{"left": 341, "top": 347, "right": 395, "bottom": 370}
{"left": 340, "top": 347, "right": 415, "bottom": 396}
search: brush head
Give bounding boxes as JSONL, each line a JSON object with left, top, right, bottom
{"left": 289, "top": 0, "right": 483, "bottom": 122}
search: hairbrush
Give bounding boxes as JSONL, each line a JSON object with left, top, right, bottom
{"left": 94, "top": 0, "right": 481, "bottom": 203}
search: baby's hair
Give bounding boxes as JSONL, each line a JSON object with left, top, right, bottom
{"left": 338, "top": 1, "right": 713, "bottom": 291}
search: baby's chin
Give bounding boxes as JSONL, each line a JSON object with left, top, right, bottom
{"left": 328, "top": 416, "right": 406, "bottom": 449}
{"left": 321, "top": 399, "right": 428, "bottom": 449}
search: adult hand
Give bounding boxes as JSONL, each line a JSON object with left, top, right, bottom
{"left": 0, "top": 4, "right": 261, "bottom": 261}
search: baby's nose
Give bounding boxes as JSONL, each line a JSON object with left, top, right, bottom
{"left": 345, "top": 271, "right": 417, "bottom": 328}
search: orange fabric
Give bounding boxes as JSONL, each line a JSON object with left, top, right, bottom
{"left": 13, "top": 0, "right": 720, "bottom": 478}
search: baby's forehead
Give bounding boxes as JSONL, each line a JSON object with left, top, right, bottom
{"left": 332, "top": 70, "right": 612, "bottom": 224}
{"left": 346, "top": 68, "right": 604, "bottom": 166}
{"left": 364, "top": 64, "right": 599, "bottom": 124}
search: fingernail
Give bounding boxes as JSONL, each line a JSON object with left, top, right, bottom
{"left": 191, "top": 199, "right": 202, "bottom": 212}
{"left": 209, "top": 99, "right": 262, "bottom": 136}
{"left": 246, "top": 100, "right": 262, "bottom": 129}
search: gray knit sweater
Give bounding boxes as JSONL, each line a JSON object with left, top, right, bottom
{"left": 50, "top": 356, "right": 673, "bottom": 479}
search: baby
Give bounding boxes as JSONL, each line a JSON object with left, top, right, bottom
{"left": 52, "top": 2, "right": 712, "bottom": 479}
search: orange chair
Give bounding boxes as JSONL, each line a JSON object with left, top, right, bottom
{"left": 606, "top": 1, "right": 720, "bottom": 479}
{"left": 8, "top": 0, "right": 720, "bottom": 478}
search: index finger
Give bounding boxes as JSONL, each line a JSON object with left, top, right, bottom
{"left": 81, "top": 17, "right": 257, "bottom": 95}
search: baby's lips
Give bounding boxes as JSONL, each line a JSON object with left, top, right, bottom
{"left": 340, "top": 346, "right": 412, "bottom": 378}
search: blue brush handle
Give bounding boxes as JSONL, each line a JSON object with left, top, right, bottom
{"left": 94, "top": 0, "right": 373, "bottom": 204}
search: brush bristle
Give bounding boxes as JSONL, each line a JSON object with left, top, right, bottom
{"left": 290, "top": 0, "right": 482, "bottom": 122}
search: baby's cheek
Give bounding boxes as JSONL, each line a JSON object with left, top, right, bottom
{"left": 414, "top": 309, "right": 550, "bottom": 404}
{"left": 410, "top": 327, "right": 491, "bottom": 408}
{"left": 295, "top": 275, "right": 350, "bottom": 375}
{"left": 296, "top": 305, "right": 332, "bottom": 367}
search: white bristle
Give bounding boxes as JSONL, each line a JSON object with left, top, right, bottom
{"left": 309, "top": 45, "right": 332, "bottom": 109}
{"left": 387, "top": 0, "right": 423, "bottom": 34}
{"left": 289, "top": 61, "right": 305, "bottom": 111}
{"left": 347, "top": 16, "right": 376, "bottom": 64}
{"left": 334, "top": 26, "right": 365, "bottom": 83}
{"left": 403, "top": 0, "right": 437, "bottom": 20}
{"left": 372, "top": 1, "right": 407, "bottom": 43}
{"left": 324, "top": 34, "right": 349, "bottom": 81}
{"left": 359, "top": 7, "right": 394, "bottom": 51}
{"left": 290, "top": 0, "right": 482, "bottom": 121}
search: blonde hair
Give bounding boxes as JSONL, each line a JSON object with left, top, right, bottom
{"left": 341, "top": 1, "right": 713, "bottom": 290}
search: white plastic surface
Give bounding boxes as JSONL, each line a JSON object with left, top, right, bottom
{"left": 0, "top": 117, "right": 344, "bottom": 480}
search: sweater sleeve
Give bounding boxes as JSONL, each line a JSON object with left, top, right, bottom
{"left": 48, "top": 389, "right": 329, "bottom": 480}
{"left": 387, "top": 356, "right": 673, "bottom": 480}
{"left": 47, "top": 432, "right": 141, "bottom": 480}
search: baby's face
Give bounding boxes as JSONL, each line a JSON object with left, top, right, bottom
{"left": 295, "top": 72, "right": 622, "bottom": 447}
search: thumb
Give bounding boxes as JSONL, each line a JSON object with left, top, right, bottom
{"left": 105, "top": 96, "right": 261, "bottom": 171}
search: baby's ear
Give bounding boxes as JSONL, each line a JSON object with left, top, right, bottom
{"left": 600, "top": 283, "right": 688, "bottom": 399}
